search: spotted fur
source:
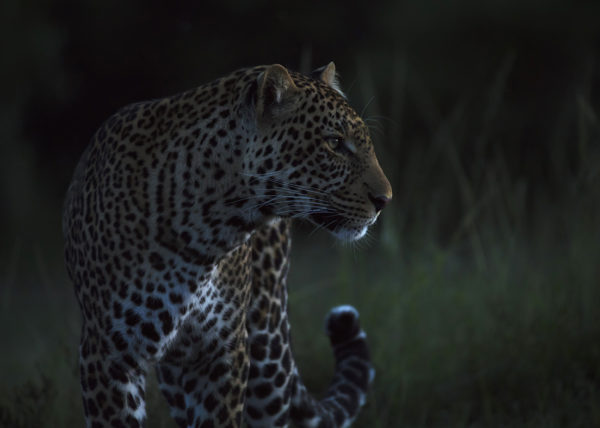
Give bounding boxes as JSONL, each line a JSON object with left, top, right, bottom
{"left": 63, "top": 62, "right": 392, "bottom": 428}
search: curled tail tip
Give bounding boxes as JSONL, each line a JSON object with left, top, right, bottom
{"left": 329, "top": 304, "right": 360, "bottom": 318}
{"left": 325, "top": 305, "right": 362, "bottom": 345}
{"left": 289, "top": 306, "right": 374, "bottom": 427}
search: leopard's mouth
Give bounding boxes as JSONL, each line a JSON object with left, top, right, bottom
{"left": 308, "top": 212, "right": 348, "bottom": 232}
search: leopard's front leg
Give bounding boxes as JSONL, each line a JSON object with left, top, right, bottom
{"left": 156, "top": 325, "right": 250, "bottom": 428}
{"left": 156, "top": 244, "right": 253, "bottom": 428}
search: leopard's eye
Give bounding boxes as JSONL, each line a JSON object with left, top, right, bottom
{"left": 325, "top": 136, "right": 346, "bottom": 152}
{"left": 325, "top": 135, "right": 357, "bottom": 155}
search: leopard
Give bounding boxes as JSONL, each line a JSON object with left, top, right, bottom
{"left": 62, "top": 62, "right": 392, "bottom": 428}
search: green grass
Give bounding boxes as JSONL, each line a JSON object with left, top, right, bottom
{"left": 289, "top": 221, "right": 600, "bottom": 427}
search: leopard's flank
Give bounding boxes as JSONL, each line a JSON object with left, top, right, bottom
{"left": 63, "top": 62, "right": 392, "bottom": 428}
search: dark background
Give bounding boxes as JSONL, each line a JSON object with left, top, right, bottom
{"left": 2, "top": 1, "right": 600, "bottom": 426}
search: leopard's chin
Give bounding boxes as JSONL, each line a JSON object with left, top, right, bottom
{"left": 308, "top": 213, "right": 376, "bottom": 242}
{"left": 331, "top": 224, "right": 369, "bottom": 242}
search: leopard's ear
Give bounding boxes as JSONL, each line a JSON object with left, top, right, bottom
{"left": 312, "top": 61, "right": 344, "bottom": 97}
{"left": 256, "top": 64, "right": 299, "bottom": 121}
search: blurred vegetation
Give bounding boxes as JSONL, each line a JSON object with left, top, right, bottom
{"left": 2, "top": 0, "right": 600, "bottom": 426}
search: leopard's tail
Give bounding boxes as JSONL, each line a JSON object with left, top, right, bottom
{"left": 289, "top": 305, "right": 374, "bottom": 428}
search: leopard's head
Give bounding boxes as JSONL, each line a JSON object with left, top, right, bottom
{"left": 247, "top": 63, "right": 392, "bottom": 241}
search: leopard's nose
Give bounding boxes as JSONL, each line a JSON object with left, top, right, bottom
{"left": 368, "top": 193, "right": 391, "bottom": 212}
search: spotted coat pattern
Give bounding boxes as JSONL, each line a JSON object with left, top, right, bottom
{"left": 63, "top": 63, "right": 392, "bottom": 428}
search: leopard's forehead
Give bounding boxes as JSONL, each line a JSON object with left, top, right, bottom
{"left": 287, "top": 70, "right": 370, "bottom": 141}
